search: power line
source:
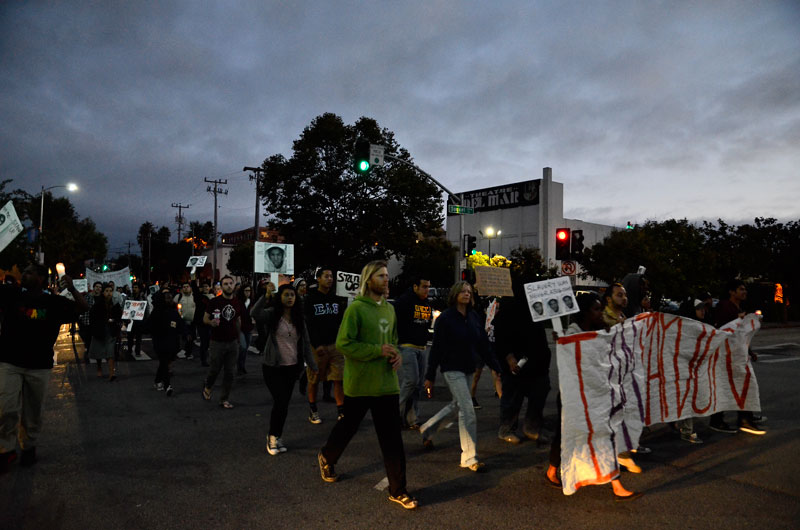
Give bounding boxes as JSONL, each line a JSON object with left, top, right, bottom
{"left": 170, "top": 202, "right": 191, "bottom": 241}
{"left": 205, "top": 178, "right": 228, "bottom": 280}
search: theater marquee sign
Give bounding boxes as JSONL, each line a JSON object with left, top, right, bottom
{"left": 449, "top": 179, "right": 540, "bottom": 215}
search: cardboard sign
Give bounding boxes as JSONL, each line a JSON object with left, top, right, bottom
{"left": 336, "top": 271, "right": 360, "bottom": 299}
{"left": 524, "top": 276, "right": 579, "bottom": 322}
{"left": 186, "top": 256, "right": 207, "bottom": 268}
{"left": 254, "top": 242, "right": 294, "bottom": 274}
{"left": 0, "top": 201, "right": 24, "bottom": 254}
{"left": 474, "top": 266, "right": 513, "bottom": 297}
{"left": 123, "top": 300, "right": 148, "bottom": 321}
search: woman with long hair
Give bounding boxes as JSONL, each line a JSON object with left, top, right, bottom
{"left": 88, "top": 283, "right": 122, "bottom": 381}
{"left": 421, "top": 281, "right": 500, "bottom": 471}
{"left": 251, "top": 284, "right": 317, "bottom": 455}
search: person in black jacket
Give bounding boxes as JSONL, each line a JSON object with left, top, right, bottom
{"left": 88, "top": 283, "right": 123, "bottom": 380}
{"left": 493, "top": 283, "right": 552, "bottom": 444}
{"left": 150, "top": 288, "right": 184, "bottom": 396}
{"left": 420, "top": 282, "right": 500, "bottom": 472}
{"left": 393, "top": 277, "right": 433, "bottom": 429}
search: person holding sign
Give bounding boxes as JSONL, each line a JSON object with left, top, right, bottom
{"left": 88, "top": 283, "right": 123, "bottom": 381}
{"left": 0, "top": 264, "right": 87, "bottom": 474}
{"left": 420, "top": 282, "right": 500, "bottom": 472}
{"left": 317, "top": 261, "right": 418, "bottom": 510}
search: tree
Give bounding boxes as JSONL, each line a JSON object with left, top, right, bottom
{"left": 0, "top": 181, "right": 108, "bottom": 275}
{"left": 227, "top": 241, "right": 254, "bottom": 278}
{"left": 508, "top": 246, "right": 559, "bottom": 285}
{"left": 259, "top": 113, "right": 444, "bottom": 273}
{"left": 394, "top": 229, "right": 457, "bottom": 289}
{"left": 187, "top": 220, "right": 214, "bottom": 250}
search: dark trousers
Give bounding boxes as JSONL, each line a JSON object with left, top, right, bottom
{"left": 198, "top": 325, "right": 211, "bottom": 363}
{"left": 499, "top": 370, "right": 550, "bottom": 435}
{"left": 262, "top": 364, "right": 301, "bottom": 437}
{"left": 182, "top": 321, "right": 196, "bottom": 356}
{"left": 128, "top": 322, "right": 143, "bottom": 354}
{"left": 710, "top": 410, "right": 754, "bottom": 425}
{"left": 321, "top": 394, "right": 407, "bottom": 498}
{"left": 204, "top": 340, "right": 238, "bottom": 401}
{"left": 155, "top": 351, "right": 176, "bottom": 386}
{"left": 549, "top": 393, "right": 562, "bottom": 467}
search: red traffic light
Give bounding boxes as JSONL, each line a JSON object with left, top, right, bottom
{"left": 556, "top": 229, "right": 569, "bottom": 241}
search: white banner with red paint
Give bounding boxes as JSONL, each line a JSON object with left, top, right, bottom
{"left": 557, "top": 312, "right": 761, "bottom": 495}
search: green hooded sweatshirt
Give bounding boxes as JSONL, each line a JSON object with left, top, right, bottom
{"left": 335, "top": 295, "right": 399, "bottom": 397}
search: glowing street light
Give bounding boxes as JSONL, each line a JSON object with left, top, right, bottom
{"left": 38, "top": 183, "right": 79, "bottom": 264}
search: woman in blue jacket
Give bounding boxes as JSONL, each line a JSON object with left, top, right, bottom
{"left": 421, "top": 281, "right": 500, "bottom": 471}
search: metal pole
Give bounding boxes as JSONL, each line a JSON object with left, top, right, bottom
{"left": 38, "top": 186, "right": 45, "bottom": 265}
{"left": 244, "top": 166, "right": 264, "bottom": 289}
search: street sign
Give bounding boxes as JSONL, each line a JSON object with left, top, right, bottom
{"left": 369, "top": 144, "right": 385, "bottom": 167}
{"left": 561, "top": 260, "right": 576, "bottom": 276}
{"left": 448, "top": 205, "right": 474, "bottom": 215}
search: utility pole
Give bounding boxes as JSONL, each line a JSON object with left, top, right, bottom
{"left": 146, "top": 229, "right": 152, "bottom": 285}
{"left": 205, "top": 178, "right": 228, "bottom": 282}
{"left": 170, "top": 202, "right": 191, "bottom": 241}
{"left": 244, "top": 166, "right": 265, "bottom": 288}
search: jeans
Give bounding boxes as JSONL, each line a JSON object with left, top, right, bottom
{"left": 420, "top": 371, "right": 478, "bottom": 467}
{"left": 204, "top": 340, "right": 238, "bottom": 401}
{"left": 182, "top": 321, "right": 196, "bottom": 357}
{"left": 262, "top": 364, "right": 301, "bottom": 437}
{"left": 198, "top": 324, "right": 211, "bottom": 364}
{"left": 398, "top": 346, "right": 428, "bottom": 427}
{"left": 499, "top": 369, "right": 550, "bottom": 437}
{"left": 321, "top": 394, "right": 407, "bottom": 498}
{"left": 0, "top": 363, "right": 50, "bottom": 452}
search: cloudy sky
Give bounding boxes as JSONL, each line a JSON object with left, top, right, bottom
{"left": 2, "top": 1, "right": 799, "bottom": 257}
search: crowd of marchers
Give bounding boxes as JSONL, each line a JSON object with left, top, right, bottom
{"left": 0, "top": 260, "right": 767, "bottom": 509}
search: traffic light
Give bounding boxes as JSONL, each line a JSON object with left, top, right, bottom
{"left": 555, "top": 228, "right": 571, "bottom": 260}
{"left": 354, "top": 139, "right": 371, "bottom": 173}
{"left": 466, "top": 234, "right": 477, "bottom": 255}
{"left": 102, "top": 264, "right": 109, "bottom": 271}
{"left": 571, "top": 229, "right": 585, "bottom": 261}
{"left": 626, "top": 221, "right": 634, "bottom": 230}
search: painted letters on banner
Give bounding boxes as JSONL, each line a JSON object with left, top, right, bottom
{"left": 557, "top": 313, "right": 761, "bottom": 495}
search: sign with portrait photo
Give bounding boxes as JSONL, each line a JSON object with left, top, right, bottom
{"left": 524, "top": 276, "right": 579, "bottom": 322}
{"left": 123, "top": 300, "right": 148, "bottom": 321}
{"left": 0, "top": 201, "right": 24, "bottom": 254}
{"left": 186, "top": 256, "right": 208, "bottom": 268}
{"left": 254, "top": 242, "right": 294, "bottom": 274}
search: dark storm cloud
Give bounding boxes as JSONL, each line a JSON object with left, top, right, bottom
{"left": 1, "top": 1, "right": 798, "bottom": 255}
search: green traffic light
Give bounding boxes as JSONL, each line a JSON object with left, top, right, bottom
{"left": 471, "top": 249, "right": 477, "bottom": 255}
{"left": 358, "top": 160, "right": 370, "bottom": 172}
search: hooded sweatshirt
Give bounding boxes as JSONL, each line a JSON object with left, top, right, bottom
{"left": 335, "top": 295, "right": 399, "bottom": 397}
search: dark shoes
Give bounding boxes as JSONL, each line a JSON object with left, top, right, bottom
{"left": 20, "top": 447, "right": 36, "bottom": 467}
{"left": 472, "top": 397, "right": 482, "bottom": 409}
{"left": 738, "top": 419, "right": 766, "bottom": 435}
{"left": 709, "top": 421, "right": 737, "bottom": 434}
{"left": 318, "top": 452, "right": 338, "bottom": 483}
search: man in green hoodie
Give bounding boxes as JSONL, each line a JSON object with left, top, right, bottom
{"left": 317, "top": 261, "right": 418, "bottom": 510}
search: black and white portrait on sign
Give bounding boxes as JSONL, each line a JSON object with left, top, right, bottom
{"left": 254, "top": 242, "right": 294, "bottom": 274}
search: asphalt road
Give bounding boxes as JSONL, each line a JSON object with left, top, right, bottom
{"left": 1, "top": 324, "right": 799, "bottom": 529}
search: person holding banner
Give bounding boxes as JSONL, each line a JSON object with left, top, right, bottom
{"left": 88, "top": 283, "right": 123, "bottom": 381}
{"left": 420, "top": 281, "right": 500, "bottom": 472}
{"left": 546, "top": 292, "right": 641, "bottom": 500}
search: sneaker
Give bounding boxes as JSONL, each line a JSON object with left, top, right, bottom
{"left": 337, "top": 412, "right": 345, "bottom": 421}
{"left": 472, "top": 397, "right": 482, "bottom": 409}
{"left": 498, "top": 432, "right": 521, "bottom": 444}
{"left": 155, "top": 382, "right": 165, "bottom": 391}
{"left": 185, "top": 354, "right": 194, "bottom": 360}
{"left": 388, "top": 493, "right": 419, "bottom": 510}
{"left": 709, "top": 421, "right": 737, "bottom": 434}
{"left": 461, "top": 461, "right": 485, "bottom": 472}
{"left": 267, "top": 435, "right": 280, "bottom": 456}
{"left": 20, "top": 447, "right": 37, "bottom": 467}
{"left": 317, "top": 452, "right": 338, "bottom": 482}
{"left": 309, "top": 410, "right": 322, "bottom": 424}
{"left": 165, "top": 385, "right": 174, "bottom": 397}
{"left": 681, "top": 432, "right": 703, "bottom": 444}
{"left": 738, "top": 419, "right": 766, "bottom": 435}
{"left": 276, "top": 437, "right": 287, "bottom": 453}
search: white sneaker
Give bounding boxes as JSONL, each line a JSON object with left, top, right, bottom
{"left": 267, "top": 435, "right": 280, "bottom": 456}
{"left": 155, "top": 382, "right": 165, "bottom": 391}
{"left": 276, "top": 437, "right": 287, "bottom": 453}
{"left": 309, "top": 411, "right": 322, "bottom": 424}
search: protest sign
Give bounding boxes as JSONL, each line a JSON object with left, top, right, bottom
{"left": 523, "top": 276, "right": 579, "bottom": 322}
{"left": 254, "top": 242, "right": 294, "bottom": 274}
{"left": 0, "top": 201, "right": 24, "bottom": 254}
{"left": 556, "top": 312, "right": 761, "bottom": 495}
{"left": 72, "top": 279, "right": 88, "bottom": 293}
{"left": 123, "top": 300, "right": 148, "bottom": 321}
{"left": 186, "top": 256, "right": 207, "bottom": 268}
{"left": 336, "top": 271, "right": 360, "bottom": 299}
{"left": 474, "top": 266, "right": 514, "bottom": 297}
{"left": 85, "top": 266, "right": 132, "bottom": 291}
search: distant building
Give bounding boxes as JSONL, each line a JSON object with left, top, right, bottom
{"left": 221, "top": 226, "right": 284, "bottom": 246}
{"left": 445, "top": 167, "right": 617, "bottom": 287}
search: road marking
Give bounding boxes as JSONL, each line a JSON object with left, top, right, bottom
{"left": 760, "top": 357, "right": 800, "bottom": 364}
{"left": 374, "top": 476, "right": 389, "bottom": 491}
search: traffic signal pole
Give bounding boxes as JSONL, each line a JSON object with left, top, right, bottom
{"left": 382, "top": 153, "right": 464, "bottom": 283}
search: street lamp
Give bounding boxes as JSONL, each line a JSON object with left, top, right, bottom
{"left": 38, "top": 183, "right": 79, "bottom": 264}
{"left": 481, "top": 226, "right": 502, "bottom": 257}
